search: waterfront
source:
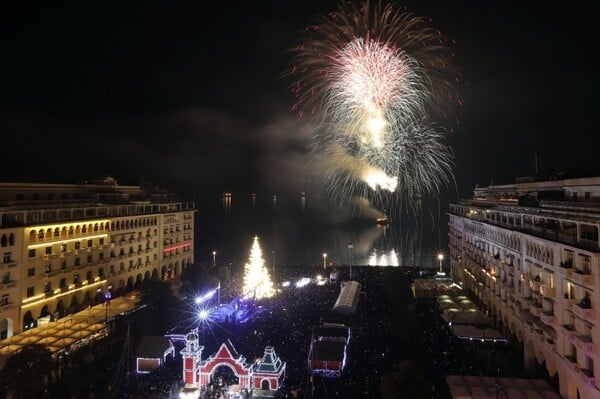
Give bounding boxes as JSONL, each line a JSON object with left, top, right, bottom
{"left": 195, "top": 193, "right": 449, "bottom": 268}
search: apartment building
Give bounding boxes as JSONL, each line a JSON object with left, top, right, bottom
{"left": 448, "top": 176, "right": 600, "bottom": 399}
{"left": 0, "top": 178, "right": 194, "bottom": 341}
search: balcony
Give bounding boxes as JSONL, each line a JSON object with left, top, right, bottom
{"left": 580, "top": 369, "right": 596, "bottom": 388}
{"left": 540, "top": 285, "right": 555, "bottom": 298}
{"left": 562, "top": 324, "right": 577, "bottom": 339}
{"left": 570, "top": 270, "right": 594, "bottom": 287}
{"left": 558, "top": 266, "right": 573, "bottom": 279}
{"left": 44, "top": 270, "right": 59, "bottom": 277}
{"left": 540, "top": 311, "right": 555, "bottom": 325}
{"left": 565, "top": 355, "right": 578, "bottom": 372}
{"left": 530, "top": 303, "right": 542, "bottom": 317}
{"left": 574, "top": 334, "right": 594, "bottom": 353}
{"left": 543, "top": 338, "right": 556, "bottom": 352}
{"left": 573, "top": 302, "right": 594, "bottom": 320}
{"left": 558, "top": 296, "right": 575, "bottom": 310}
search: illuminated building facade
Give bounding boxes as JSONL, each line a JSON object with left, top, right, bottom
{"left": 449, "top": 177, "right": 600, "bottom": 399}
{"left": 0, "top": 178, "right": 194, "bottom": 340}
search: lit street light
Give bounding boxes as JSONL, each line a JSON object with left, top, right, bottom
{"left": 323, "top": 253, "right": 327, "bottom": 270}
{"left": 212, "top": 251, "right": 217, "bottom": 267}
{"left": 437, "top": 253, "right": 444, "bottom": 273}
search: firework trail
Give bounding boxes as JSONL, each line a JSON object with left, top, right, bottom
{"left": 289, "top": 0, "right": 459, "bottom": 216}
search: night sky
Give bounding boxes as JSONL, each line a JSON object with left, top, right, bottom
{"left": 1, "top": 1, "right": 598, "bottom": 208}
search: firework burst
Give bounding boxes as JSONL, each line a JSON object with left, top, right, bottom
{"left": 290, "top": 0, "right": 459, "bottom": 216}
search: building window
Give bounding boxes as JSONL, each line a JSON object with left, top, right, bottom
{"left": 60, "top": 260, "right": 67, "bottom": 270}
{"left": 1, "top": 295, "right": 8, "bottom": 306}
{"left": 87, "top": 255, "right": 93, "bottom": 264}
{"left": 27, "top": 287, "right": 34, "bottom": 297}
{"left": 86, "top": 271, "right": 92, "bottom": 281}
{"left": 44, "top": 264, "right": 52, "bottom": 273}
{"left": 110, "top": 265, "right": 115, "bottom": 273}
{"left": 59, "top": 278, "right": 66, "bottom": 288}
{"left": 2, "top": 273, "right": 9, "bottom": 284}
{"left": 27, "top": 248, "right": 36, "bottom": 258}
{"left": 16, "top": 194, "right": 24, "bottom": 201}
{"left": 74, "top": 258, "right": 80, "bottom": 266}
{"left": 87, "top": 240, "right": 93, "bottom": 248}
{"left": 74, "top": 241, "right": 80, "bottom": 250}
{"left": 45, "top": 246, "right": 52, "bottom": 255}
{"left": 99, "top": 253, "right": 104, "bottom": 261}
{"left": 43, "top": 282, "right": 51, "bottom": 292}
{"left": 3, "top": 252, "right": 11, "bottom": 263}
{"left": 27, "top": 267, "right": 35, "bottom": 277}
{"left": 98, "top": 268, "right": 104, "bottom": 278}
{"left": 99, "top": 237, "right": 105, "bottom": 245}
{"left": 119, "top": 263, "right": 124, "bottom": 271}
{"left": 60, "top": 244, "right": 67, "bottom": 253}
{"left": 73, "top": 274, "right": 79, "bottom": 284}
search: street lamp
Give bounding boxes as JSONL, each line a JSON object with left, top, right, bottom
{"left": 348, "top": 243, "right": 354, "bottom": 279}
{"left": 104, "top": 288, "right": 112, "bottom": 323}
{"left": 437, "top": 253, "right": 444, "bottom": 273}
{"left": 212, "top": 251, "right": 217, "bottom": 267}
{"left": 323, "top": 253, "right": 327, "bottom": 270}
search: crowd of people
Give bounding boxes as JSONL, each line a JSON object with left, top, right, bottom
{"left": 17, "top": 264, "right": 536, "bottom": 399}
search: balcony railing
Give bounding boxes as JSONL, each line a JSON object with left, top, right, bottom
{"left": 565, "top": 355, "right": 578, "bottom": 372}
{"left": 580, "top": 369, "right": 596, "bottom": 388}
{"left": 558, "top": 296, "right": 575, "bottom": 310}
{"left": 540, "top": 285, "right": 555, "bottom": 298}
{"left": 573, "top": 302, "right": 594, "bottom": 320}
{"left": 574, "top": 335, "right": 594, "bottom": 353}
{"left": 570, "top": 271, "right": 594, "bottom": 287}
{"left": 561, "top": 324, "right": 577, "bottom": 338}
{"left": 558, "top": 267, "right": 572, "bottom": 278}
{"left": 540, "top": 311, "right": 555, "bottom": 325}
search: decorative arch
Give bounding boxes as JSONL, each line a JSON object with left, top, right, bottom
{"left": 55, "top": 299, "right": 65, "bottom": 318}
{"left": 198, "top": 340, "right": 253, "bottom": 389}
{"left": 126, "top": 277, "right": 134, "bottom": 292}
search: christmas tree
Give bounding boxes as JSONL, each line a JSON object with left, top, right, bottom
{"left": 242, "top": 236, "right": 275, "bottom": 299}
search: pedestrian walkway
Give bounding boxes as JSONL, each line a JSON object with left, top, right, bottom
{"left": 0, "top": 293, "right": 141, "bottom": 357}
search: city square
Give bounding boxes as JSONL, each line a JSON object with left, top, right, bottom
{"left": 1, "top": 1, "right": 599, "bottom": 398}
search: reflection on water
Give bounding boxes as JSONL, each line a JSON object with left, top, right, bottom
{"left": 199, "top": 193, "right": 445, "bottom": 268}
